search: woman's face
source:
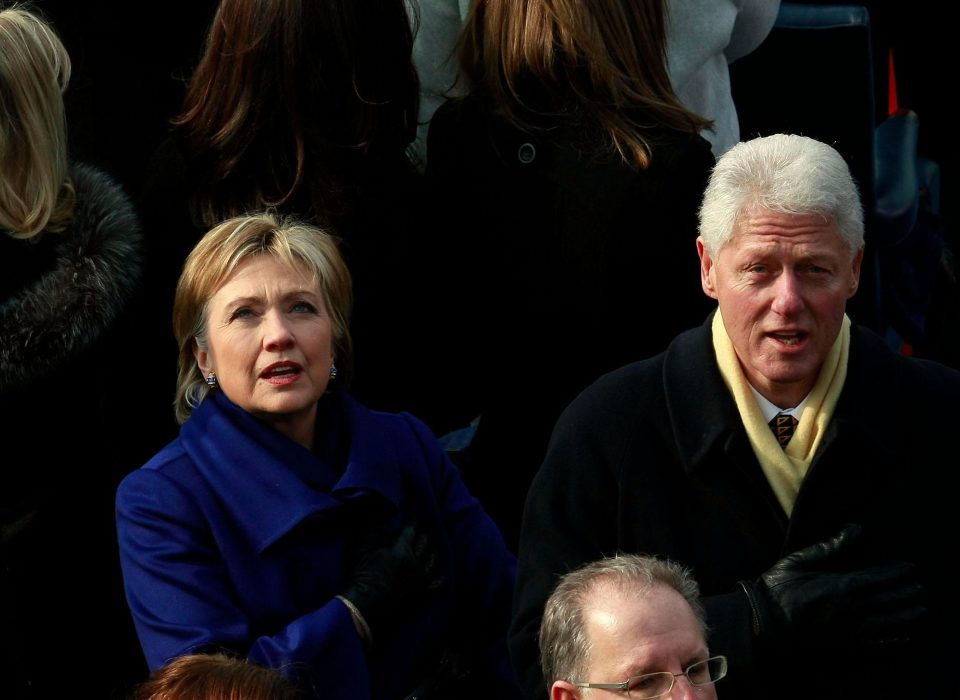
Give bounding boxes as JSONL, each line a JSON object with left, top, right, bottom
{"left": 194, "top": 254, "right": 334, "bottom": 447}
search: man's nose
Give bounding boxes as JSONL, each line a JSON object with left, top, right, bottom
{"left": 670, "top": 675, "right": 701, "bottom": 700}
{"left": 770, "top": 270, "right": 803, "bottom": 316}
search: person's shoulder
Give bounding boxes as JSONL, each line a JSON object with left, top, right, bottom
{"left": 341, "top": 392, "right": 437, "bottom": 444}
{"left": 70, "top": 161, "right": 137, "bottom": 215}
{"left": 426, "top": 95, "right": 531, "bottom": 169}
{"left": 561, "top": 323, "right": 708, "bottom": 423}
{"left": 338, "top": 393, "right": 452, "bottom": 482}
{"left": 118, "top": 439, "right": 193, "bottom": 492}
{"left": 561, "top": 351, "right": 668, "bottom": 427}
{"left": 68, "top": 161, "right": 141, "bottom": 251}
{"left": 116, "top": 438, "right": 212, "bottom": 527}
{"left": 429, "top": 94, "right": 486, "bottom": 132}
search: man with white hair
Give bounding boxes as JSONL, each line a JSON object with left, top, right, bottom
{"left": 511, "top": 133, "right": 960, "bottom": 699}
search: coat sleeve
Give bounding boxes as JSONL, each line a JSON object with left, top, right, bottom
{"left": 402, "top": 413, "right": 525, "bottom": 698}
{"left": 115, "top": 468, "right": 371, "bottom": 699}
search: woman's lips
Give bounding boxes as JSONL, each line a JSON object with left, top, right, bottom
{"left": 260, "top": 361, "right": 302, "bottom": 384}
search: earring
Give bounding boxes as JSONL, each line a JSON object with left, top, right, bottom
{"left": 206, "top": 371, "right": 218, "bottom": 389}
{"left": 329, "top": 362, "right": 338, "bottom": 381}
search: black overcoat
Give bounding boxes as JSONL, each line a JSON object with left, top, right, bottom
{"left": 511, "top": 315, "right": 960, "bottom": 699}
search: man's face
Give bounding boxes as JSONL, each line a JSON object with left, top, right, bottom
{"left": 553, "top": 583, "right": 716, "bottom": 700}
{"left": 697, "top": 209, "right": 862, "bottom": 408}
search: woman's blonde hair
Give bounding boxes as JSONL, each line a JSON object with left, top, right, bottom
{"left": 0, "top": 5, "right": 74, "bottom": 238}
{"left": 172, "top": 211, "right": 353, "bottom": 424}
{"left": 457, "top": 0, "right": 712, "bottom": 169}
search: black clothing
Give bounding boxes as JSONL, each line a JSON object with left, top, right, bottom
{"left": 510, "top": 316, "right": 960, "bottom": 699}
{"left": 0, "top": 163, "right": 146, "bottom": 699}
{"left": 422, "top": 96, "right": 716, "bottom": 551}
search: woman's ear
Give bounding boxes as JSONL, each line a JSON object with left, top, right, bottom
{"left": 193, "top": 340, "right": 210, "bottom": 374}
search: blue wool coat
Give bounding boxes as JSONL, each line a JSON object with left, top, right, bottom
{"left": 116, "top": 390, "right": 520, "bottom": 699}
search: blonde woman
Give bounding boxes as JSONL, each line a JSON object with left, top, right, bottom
{"left": 0, "top": 5, "right": 144, "bottom": 698}
{"left": 116, "top": 213, "right": 522, "bottom": 700}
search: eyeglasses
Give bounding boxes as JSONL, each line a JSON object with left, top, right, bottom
{"left": 574, "top": 655, "right": 728, "bottom": 699}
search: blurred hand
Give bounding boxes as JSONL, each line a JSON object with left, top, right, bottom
{"left": 339, "top": 520, "right": 445, "bottom": 645}
{"left": 741, "top": 524, "right": 927, "bottom": 655}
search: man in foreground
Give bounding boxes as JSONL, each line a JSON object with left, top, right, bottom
{"left": 540, "top": 554, "right": 726, "bottom": 700}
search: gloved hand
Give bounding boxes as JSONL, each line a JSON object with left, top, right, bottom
{"left": 740, "top": 523, "right": 927, "bottom": 656}
{"left": 338, "top": 520, "right": 445, "bottom": 647}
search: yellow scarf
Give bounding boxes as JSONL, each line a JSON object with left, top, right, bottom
{"left": 711, "top": 310, "right": 850, "bottom": 515}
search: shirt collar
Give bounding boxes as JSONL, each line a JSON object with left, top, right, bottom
{"left": 749, "top": 384, "right": 811, "bottom": 423}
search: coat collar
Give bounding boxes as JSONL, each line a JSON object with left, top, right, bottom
{"left": 663, "top": 313, "right": 897, "bottom": 471}
{"left": 663, "top": 316, "right": 743, "bottom": 471}
{"left": 0, "top": 163, "right": 142, "bottom": 390}
{"left": 181, "top": 390, "right": 403, "bottom": 553}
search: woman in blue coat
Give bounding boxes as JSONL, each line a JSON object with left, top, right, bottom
{"left": 115, "top": 212, "right": 522, "bottom": 700}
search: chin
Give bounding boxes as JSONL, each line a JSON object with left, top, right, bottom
{"left": 257, "top": 393, "right": 321, "bottom": 416}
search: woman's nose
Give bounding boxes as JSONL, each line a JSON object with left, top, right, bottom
{"left": 262, "top": 311, "right": 295, "bottom": 349}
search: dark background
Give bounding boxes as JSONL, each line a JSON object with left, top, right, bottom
{"left": 33, "top": 1, "right": 218, "bottom": 197}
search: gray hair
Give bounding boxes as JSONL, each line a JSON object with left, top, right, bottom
{"left": 539, "top": 553, "right": 705, "bottom": 691}
{"left": 698, "top": 133, "right": 864, "bottom": 257}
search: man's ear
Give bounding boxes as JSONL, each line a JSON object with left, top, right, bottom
{"left": 847, "top": 247, "right": 864, "bottom": 298}
{"left": 551, "top": 680, "right": 581, "bottom": 700}
{"left": 697, "top": 237, "right": 719, "bottom": 300}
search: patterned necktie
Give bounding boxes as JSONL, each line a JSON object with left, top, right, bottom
{"left": 769, "top": 413, "right": 799, "bottom": 448}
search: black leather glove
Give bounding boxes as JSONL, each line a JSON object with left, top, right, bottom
{"left": 740, "top": 523, "right": 927, "bottom": 656}
{"left": 339, "top": 520, "right": 445, "bottom": 646}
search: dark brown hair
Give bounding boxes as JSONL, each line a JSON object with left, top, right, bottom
{"left": 174, "top": 0, "right": 419, "bottom": 227}
{"left": 457, "top": 0, "right": 712, "bottom": 168}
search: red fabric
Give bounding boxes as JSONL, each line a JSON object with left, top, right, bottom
{"left": 888, "top": 48, "right": 899, "bottom": 115}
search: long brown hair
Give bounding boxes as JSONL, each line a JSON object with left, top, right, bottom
{"left": 174, "top": 0, "right": 419, "bottom": 227}
{"left": 457, "top": 0, "right": 712, "bottom": 168}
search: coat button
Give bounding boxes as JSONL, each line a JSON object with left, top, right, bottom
{"left": 517, "top": 142, "right": 536, "bottom": 164}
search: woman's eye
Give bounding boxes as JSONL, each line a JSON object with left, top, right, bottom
{"left": 292, "top": 301, "right": 317, "bottom": 313}
{"left": 230, "top": 307, "right": 254, "bottom": 320}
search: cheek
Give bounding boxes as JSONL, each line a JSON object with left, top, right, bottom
{"left": 214, "top": 336, "right": 258, "bottom": 372}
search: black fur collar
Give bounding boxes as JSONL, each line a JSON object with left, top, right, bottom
{"left": 0, "top": 162, "right": 142, "bottom": 390}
